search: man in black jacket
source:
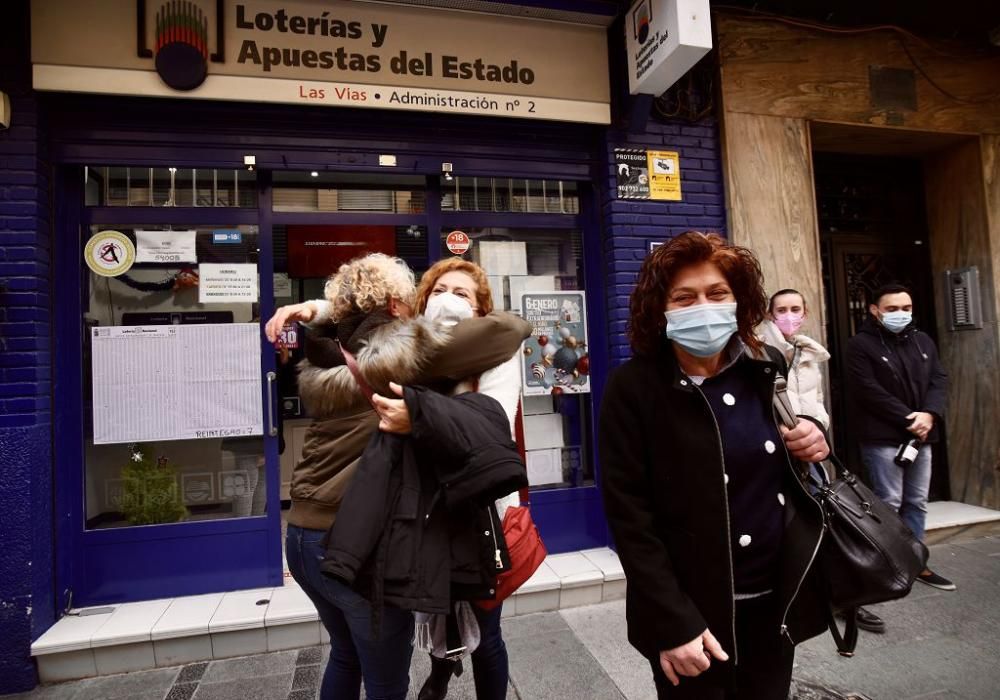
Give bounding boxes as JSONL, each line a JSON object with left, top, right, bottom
{"left": 846, "top": 283, "right": 953, "bottom": 592}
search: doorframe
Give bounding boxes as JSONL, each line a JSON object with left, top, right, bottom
{"left": 53, "top": 164, "right": 283, "bottom": 608}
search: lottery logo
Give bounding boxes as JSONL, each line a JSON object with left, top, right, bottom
{"left": 85, "top": 231, "right": 136, "bottom": 277}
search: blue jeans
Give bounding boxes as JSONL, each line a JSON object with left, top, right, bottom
{"left": 860, "top": 443, "right": 932, "bottom": 541}
{"left": 471, "top": 604, "right": 509, "bottom": 700}
{"left": 285, "top": 524, "right": 414, "bottom": 700}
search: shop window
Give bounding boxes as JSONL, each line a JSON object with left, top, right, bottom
{"left": 440, "top": 177, "right": 579, "bottom": 214}
{"left": 272, "top": 172, "right": 426, "bottom": 213}
{"left": 84, "top": 167, "right": 257, "bottom": 207}
{"left": 82, "top": 224, "right": 268, "bottom": 529}
{"left": 437, "top": 228, "right": 593, "bottom": 491}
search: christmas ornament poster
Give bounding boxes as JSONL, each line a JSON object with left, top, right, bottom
{"left": 521, "top": 291, "right": 591, "bottom": 397}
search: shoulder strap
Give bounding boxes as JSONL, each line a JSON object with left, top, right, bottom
{"left": 773, "top": 374, "right": 798, "bottom": 429}
{"left": 338, "top": 341, "right": 378, "bottom": 410}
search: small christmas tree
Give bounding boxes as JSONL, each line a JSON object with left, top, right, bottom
{"left": 120, "top": 447, "right": 187, "bottom": 526}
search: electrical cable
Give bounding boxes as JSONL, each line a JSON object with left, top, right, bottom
{"left": 105, "top": 277, "right": 115, "bottom": 326}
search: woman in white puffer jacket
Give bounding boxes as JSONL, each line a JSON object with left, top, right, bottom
{"left": 759, "top": 288, "right": 831, "bottom": 430}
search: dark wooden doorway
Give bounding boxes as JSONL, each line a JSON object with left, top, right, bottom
{"left": 814, "top": 153, "right": 950, "bottom": 500}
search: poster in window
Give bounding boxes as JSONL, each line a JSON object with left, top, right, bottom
{"left": 520, "top": 291, "right": 590, "bottom": 396}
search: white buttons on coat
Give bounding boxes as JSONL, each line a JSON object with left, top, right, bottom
{"left": 764, "top": 440, "right": 776, "bottom": 454}
{"left": 738, "top": 534, "right": 752, "bottom": 547}
{"left": 777, "top": 493, "right": 786, "bottom": 506}
{"left": 724, "top": 473, "right": 729, "bottom": 485}
{"left": 723, "top": 393, "right": 736, "bottom": 406}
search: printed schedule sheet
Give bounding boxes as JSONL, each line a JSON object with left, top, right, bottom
{"left": 91, "top": 324, "right": 263, "bottom": 444}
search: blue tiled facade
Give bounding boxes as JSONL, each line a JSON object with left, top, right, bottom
{"left": 0, "top": 0, "right": 726, "bottom": 691}
{"left": 0, "top": 1, "right": 56, "bottom": 693}
{"left": 601, "top": 119, "right": 727, "bottom": 364}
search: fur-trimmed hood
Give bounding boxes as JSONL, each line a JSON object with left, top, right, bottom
{"left": 297, "top": 316, "right": 451, "bottom": 418}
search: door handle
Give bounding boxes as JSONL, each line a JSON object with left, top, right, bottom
{"left": 266, "top": 371, "right": 278, "bottom": 437}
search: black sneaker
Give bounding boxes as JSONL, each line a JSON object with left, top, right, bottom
{"left": 918, "top": 569, "right": 956, "bottom": 591}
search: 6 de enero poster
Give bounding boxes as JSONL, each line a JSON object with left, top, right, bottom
{"left": 521, "top": 291, "right": 590, "bottom": 396}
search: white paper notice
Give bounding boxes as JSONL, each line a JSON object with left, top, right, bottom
{"left": 508, "top": 276, "right": 555, "bottom": 313}
{"left": 477, "top": 241, "right": 528, "bottom": 276}
{"left": 90, "top": 324, "right": 263, "bottom": 444}
{"left": 526, "top": 448, "right": 563, "bottom": 486}
{"left": 199, "top": 263, "right": 259, "bottom": 303}
{"left": 135, "top": 229, "right": 198, "bottom": 263}
{"left": 273, "top": 273, "right": 293, "bottom": 298}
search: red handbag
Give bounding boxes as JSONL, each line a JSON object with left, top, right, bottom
{"left": 477, "top": 503, "right": 547, "bottom": 610}
{"left": 477, "top": 399, "right": 547, "bottom": 610}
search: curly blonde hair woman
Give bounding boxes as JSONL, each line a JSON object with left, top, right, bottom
{"left": 325, "top": 252, "right": 417, "bottom": 320}
{"left": 264, "top": 253, "right": 414, "bottom": 341}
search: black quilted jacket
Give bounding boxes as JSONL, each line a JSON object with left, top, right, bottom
{"left": 320, "top": 386, "right": 526, "bottom": 614}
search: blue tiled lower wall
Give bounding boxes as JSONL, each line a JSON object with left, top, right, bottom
{"left": 0, "top": 2, "right": 55, "bottom": 693}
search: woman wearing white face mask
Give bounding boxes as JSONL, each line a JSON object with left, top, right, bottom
{"left": 759, "top": 289, "right": 831, "bottom": 430}
{"left": 599, "top": 232, "right": 832, "bottom": 700}
{"left": 380, "top": 256, "right": 521, "bottom": 700}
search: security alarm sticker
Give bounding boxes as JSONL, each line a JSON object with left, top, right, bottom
{"left": 85, "top": 230, "right": 136, "bottom": 277}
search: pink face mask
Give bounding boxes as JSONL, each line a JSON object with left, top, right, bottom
{"left": 774, "top": 312, "right": 804, "bottom": 336}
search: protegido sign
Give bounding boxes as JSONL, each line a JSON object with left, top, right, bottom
{"left": 31, "top": 0, "right": 611, "bottom": 124}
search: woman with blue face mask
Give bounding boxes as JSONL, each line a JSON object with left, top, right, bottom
{"left": 598, "top": 232, "right": 832, "bottom": 700}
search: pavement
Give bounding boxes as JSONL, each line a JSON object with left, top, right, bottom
{"left": 8, "top": 535, "right": 1000, "bottom": 700}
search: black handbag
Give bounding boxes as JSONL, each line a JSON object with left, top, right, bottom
{"left": 774, "top": 376, "right": 929, "bottom": 656}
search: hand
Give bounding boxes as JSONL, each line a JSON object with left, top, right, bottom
{"left": 780, "top": 418, "right": 830, "bottom": 463}
{"left": 372, "top": 382, "right": 411, "bottom": 434}
{"left": 906, "top": 411, "right": 934, "bottom": 441}
{"left": 265, "top": 302, "right": 317, "bottom": 344}
{"left": 658, "top": 629, "right": 729, "bottom": 686}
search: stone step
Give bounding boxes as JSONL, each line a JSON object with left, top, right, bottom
{"left": 924, "top": 500, "right": 1000, "bottom": 545}
{"left": 31, "top": 548, "right": 624, "bottom": 684}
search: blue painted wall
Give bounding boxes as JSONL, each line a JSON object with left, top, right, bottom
{"left": 0, "top": 0, "right": 56, "bottom": 693}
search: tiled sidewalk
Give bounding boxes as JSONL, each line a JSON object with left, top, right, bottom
{"left": 11, "top": 536, "right": 999, "bottom": 699}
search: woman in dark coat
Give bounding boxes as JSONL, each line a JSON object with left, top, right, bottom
{"left": 598, "top": 232, "right": 831, "bottom": 699}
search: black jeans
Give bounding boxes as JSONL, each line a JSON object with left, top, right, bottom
{"left": 649, "top": 594, "right": 794, "bottom": 700}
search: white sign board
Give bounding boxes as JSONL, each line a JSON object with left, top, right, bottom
{"left": 199, "top": 263, "right": 259, "bottom": 303}
{"left": 32, "top": 0, "right": 611, "bottom": 124}
{"left": 90, "top": 324, "right": 263, "bottom": 444}
{"left": 626, "top": 0, "right": 712, "bottom": 96}
{"left": 135, "top": 229, "right": 198, "bottom": 264}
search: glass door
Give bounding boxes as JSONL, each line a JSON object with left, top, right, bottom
{"left": 60, "top": 167, "right": 283, "bottom": 606}
{"left": 438, "top": 176, "right": 608, "bottom": 552}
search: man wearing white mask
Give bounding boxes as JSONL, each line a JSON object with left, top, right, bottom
{"left": 846, "top": 283, "right": 953, "bottom": 591}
